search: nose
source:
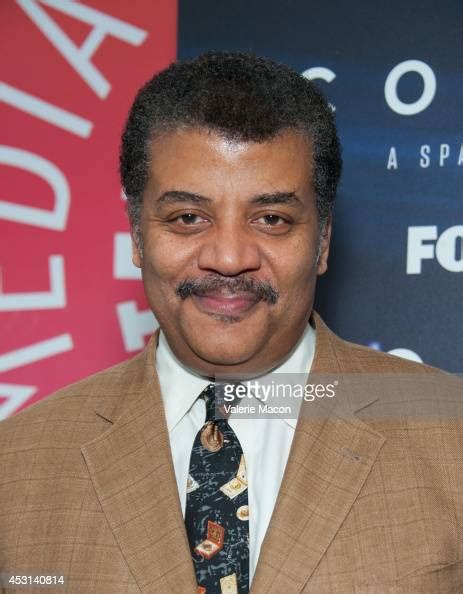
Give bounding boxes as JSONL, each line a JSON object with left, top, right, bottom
{"left": 197, "top": 220, "right": 261, "bottom": 276}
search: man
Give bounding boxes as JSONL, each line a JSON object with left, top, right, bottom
{"left": 0, "top": 52, "right": 462, "bottom": 594}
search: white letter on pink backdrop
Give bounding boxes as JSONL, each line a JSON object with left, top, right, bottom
{"left": 0, "top": 255, "right": 66, "bottom": 311}
{"left": 16, "top": 0, "right": 148, "bottom": 99}
{"left": 0, "top": 82, "right": 93, "bottom": 138}
{"left": 0, "top": 146, "right": 70, "bottom": 230}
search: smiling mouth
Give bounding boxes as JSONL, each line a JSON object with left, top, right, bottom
{"left": 192, "top": 291, "right": 260, "bottom": 317}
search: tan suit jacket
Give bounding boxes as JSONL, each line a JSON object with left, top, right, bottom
{"left": 1, "top": 311, "right": 462, "bottom": 593}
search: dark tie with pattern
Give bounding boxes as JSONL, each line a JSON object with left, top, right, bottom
{"left": 185, "top": 383, "right": 249, "bottom": 594}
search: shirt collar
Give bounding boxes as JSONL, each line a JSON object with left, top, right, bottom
{"left": 254, "top": 321, "right": 316, "bottom": 428}
{"left": 155, "top": 320, "right": 316, "bottom": 432}
{"left": 155, "top": 330, "right": 211, "bottom": 432}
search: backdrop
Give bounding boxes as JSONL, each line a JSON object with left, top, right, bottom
{"left": 1, "top": 0, "right": 461, "bottom": 419}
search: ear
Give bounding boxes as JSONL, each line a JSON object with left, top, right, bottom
{"left": 130, "top": 226, "right": 142, "bottom": 268}
{"left": 316, "top": 214, "right": 332, "bottom": 275}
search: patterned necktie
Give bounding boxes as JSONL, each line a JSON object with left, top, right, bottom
{"left": 185, "top": 383, "right": 249, "bottom": 594}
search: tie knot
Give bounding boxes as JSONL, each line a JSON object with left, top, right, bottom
{"left": 200, "top": 382, "right": 245, "bottom": 422}
{"left": 200, "top": 384, "right": 217, "bottom": 422}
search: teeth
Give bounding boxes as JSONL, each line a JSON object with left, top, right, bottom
{"left": 217, "top": 293, "right": 246, "bottom": 298}
{"left": 198, "top": 291, "right": 255, "bottom": 300}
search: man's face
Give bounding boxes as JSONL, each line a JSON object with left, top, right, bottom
{"left": 132, "top": 127, "right": 331, "bottom": 377}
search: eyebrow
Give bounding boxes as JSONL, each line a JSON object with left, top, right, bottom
{"left": 157, "top": 190, "right": 211, "bottom": 204}
{"left": 249, "top": 192, "right": 302, "bottom": 206}
{"left": 156, "top": 190, "right": 303, "bottom": 206}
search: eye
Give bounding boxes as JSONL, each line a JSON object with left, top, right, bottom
{"left": 258, "top": 214, "right": 286, "bottom": 226}
{"left": 252, "top": 214, "right": 291, "bottom": 227}
{"left": 251, "top": 213, "right": 292, "bottom": 235}
{"left": 172, "top": 213, "right": 209, "bottom": 225}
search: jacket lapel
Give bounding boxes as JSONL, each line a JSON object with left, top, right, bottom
{"left": 250, "top": 312, "right": 386, "bottom": 593}
{"left": 81, "top": 330, "right": 197, "bottom": 594}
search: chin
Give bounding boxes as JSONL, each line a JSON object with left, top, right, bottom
{"left": 192, "top": 341, "right": 256, "bottom": 367}
{"left": 182, "top": 328, "right": 265, "bottom": 370}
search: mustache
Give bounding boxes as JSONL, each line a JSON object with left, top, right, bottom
{"left": 175, "top": 274, "right": 279, "bottom": 304}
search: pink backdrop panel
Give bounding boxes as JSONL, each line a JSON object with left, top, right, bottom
{"left": 0, "top": 0, "right": 177, "bottom": 417}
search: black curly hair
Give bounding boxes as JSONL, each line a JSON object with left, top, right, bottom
{"left": 120, "top": 51, "right": 342, "bottom": 240}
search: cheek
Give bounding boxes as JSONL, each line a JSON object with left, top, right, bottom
{"left": 271, "top": 238, "right": 318, "bottom": 294}
{"left": 143, "top": 235, "right": 197, "bottom": 288}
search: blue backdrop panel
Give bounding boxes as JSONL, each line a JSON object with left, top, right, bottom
{"left": 178, "top": 0, "right": 463, "bottom": 372}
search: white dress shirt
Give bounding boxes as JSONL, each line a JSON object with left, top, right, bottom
{"left": 155, "top": 321, "right": 316, "bottom": 585}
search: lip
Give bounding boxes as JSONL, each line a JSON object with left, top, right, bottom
{"left": 192, "top": 292, "right": 260, "bottom": 316}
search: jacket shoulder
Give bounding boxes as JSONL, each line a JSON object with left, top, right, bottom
{"left": 0, "top": 348, "right": 147, "bottom": 451}
{"left": 312, "top": 314, "right": 463, "bottom": 416}
{"left": 333, "top": 331, "right": 450, "bottom": 377}
{"left": 353, "top": 340, "right": 440, "bottom": 371}
{"left": 312, "top": 310, "right": 447, "bottom": 376}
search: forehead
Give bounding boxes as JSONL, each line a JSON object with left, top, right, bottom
{"left": 146, "top": 127, "right": 313, "bottom": 195}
